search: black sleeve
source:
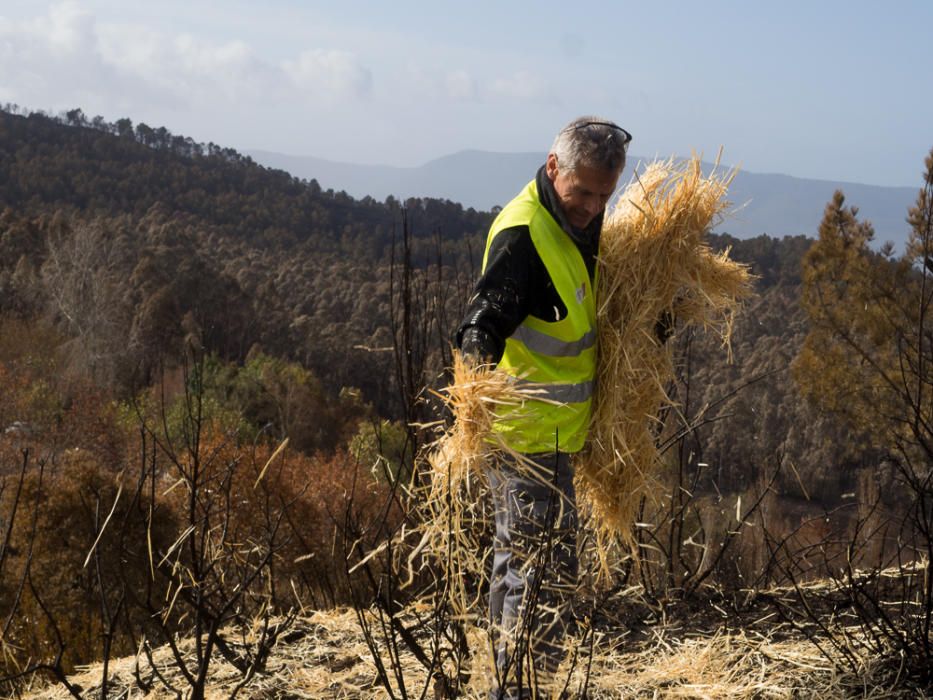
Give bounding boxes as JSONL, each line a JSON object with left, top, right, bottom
{"left": 455, "top": 226, "right": 536, "bottom": 365}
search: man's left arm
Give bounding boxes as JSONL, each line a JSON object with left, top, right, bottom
{"left": 455, "top": 227, "right": 537, "bottom": 365}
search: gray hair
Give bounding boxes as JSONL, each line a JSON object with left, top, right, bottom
{"left": 550, "top": 115, "right": 630, "bottom": 173}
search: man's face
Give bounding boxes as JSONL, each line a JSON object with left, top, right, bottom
{"left": 545, "top": 152, "right": 621, "bottom": 230}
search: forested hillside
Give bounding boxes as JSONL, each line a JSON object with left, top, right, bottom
{"left": 5, "top": 106, "right": 929, "bottom": 696}
{"left": 1, "top": 108, "right": 806, "bottom": 414}
{"left": 0, "top": 105, "right": 870, "bottom": 504}
{"left": 4, "top": 107, "right": 891, "bottom": 516}
{"left": 0, "top": 107, "right": 489, "bottom": 253}
{"left": 0, "top": 107, "right": 488, "bottom": 411}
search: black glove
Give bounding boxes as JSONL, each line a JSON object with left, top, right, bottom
{"left": 459, "top": 325, "right": 502, "bottom": 366}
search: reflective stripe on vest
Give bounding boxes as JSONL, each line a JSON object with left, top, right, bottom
{"left": 513, "top": 377, "right": 595, "bottom": 404}
{"left": 512, "top": 324, "right": 596, "bottom": 358}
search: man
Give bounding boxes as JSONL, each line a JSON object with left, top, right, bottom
{"left": 456, "top": 117, "right": 630, "bottom": 699}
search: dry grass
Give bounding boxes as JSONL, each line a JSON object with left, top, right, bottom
{"left": 572, "top": 628, "right": 862, "bottom": 699}
{"left": 25, "top": 607, "right": 407, "bottom": 699}
{"left": 406, "top": 352, "right": 542, "bottom": 613}
{"left": 27, "top": 567, "right": 925, "bottom": 696}
{"left": 25, "top": 589, "right": 916, "bottom": 699}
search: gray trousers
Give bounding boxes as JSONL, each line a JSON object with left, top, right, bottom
{"left": 486, "top": 451, "right": 578, "bottom": 700}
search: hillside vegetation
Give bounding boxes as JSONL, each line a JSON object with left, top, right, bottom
{"left": 1, "top": 106, "right": 931, "bottom": 697}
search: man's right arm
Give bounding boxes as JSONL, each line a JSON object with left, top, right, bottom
{"left": 456, "top": 227, "right": 535, "bottom": 365}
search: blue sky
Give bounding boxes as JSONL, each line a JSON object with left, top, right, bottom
{"left": 1, "top": 1, "right": 930, "bottom": 187}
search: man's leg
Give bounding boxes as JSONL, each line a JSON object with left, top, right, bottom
{"left": 487, "top": 467, "right": 509, "bottom": 647}
{"left": 486, "top": 451, "right": 578, "bottom": 699}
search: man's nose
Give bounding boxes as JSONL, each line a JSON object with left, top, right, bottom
{"left": 584, "top": 196, "right": 602, "bottom": 217}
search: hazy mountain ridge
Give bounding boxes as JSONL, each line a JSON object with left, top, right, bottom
{"left": 249, "top": 149, "right": 918, "bottom": 248}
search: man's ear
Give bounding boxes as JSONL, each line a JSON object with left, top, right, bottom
{"left": 545, "top": 152, "right": 559, "bottom": 182}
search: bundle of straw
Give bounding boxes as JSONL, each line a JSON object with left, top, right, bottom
{"left": 413, "top": 353, "right": 547, "bottom": 613}
{"left": 578, "top": 154, "right": 754, "bottom": 546}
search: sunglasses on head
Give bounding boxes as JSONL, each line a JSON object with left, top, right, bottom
{"left": 566, "top": 120, "right": 632, "bottom": 151}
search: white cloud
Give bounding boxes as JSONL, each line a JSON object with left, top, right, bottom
{"left": 445, "top": 69, "right": 476, "bottom": 101}
{"left": 174, "top": 36, "right": 256, "bottom": 77}
{"left": 96, "top": 27, "right": 282, "bottom": 104}
{"left": 0, "top": 3, "right": 202, "bottom": 113}
{"left": 393, "top": 63, "right": 554, "bottom": 108}
{"left": 490, "top": 69, "right": 553, "bottom": 103}
{"left": 42, "top": 1, "right": 94, "bottom": 54}
{"left": 0, "top": 4, "right": 556, "bottom": 164}
{"left": 0, "top": 2, "right": 128, "bottom": 107}
{"left": 282, "top": 49, "right": 372, "bottom": 100}
{"left": 0, "top": 2, "right": 373, "bottom": 115}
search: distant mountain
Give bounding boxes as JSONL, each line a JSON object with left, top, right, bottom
{"left": 248, "top": 149, "right": 919, "bottom": 249}
{"left": 245, "top": 149, "right": 545, "bottom": 210}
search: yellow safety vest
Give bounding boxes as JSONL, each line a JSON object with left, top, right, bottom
{"left": 483, "top": 178, "right": 598, "bottom": 454}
